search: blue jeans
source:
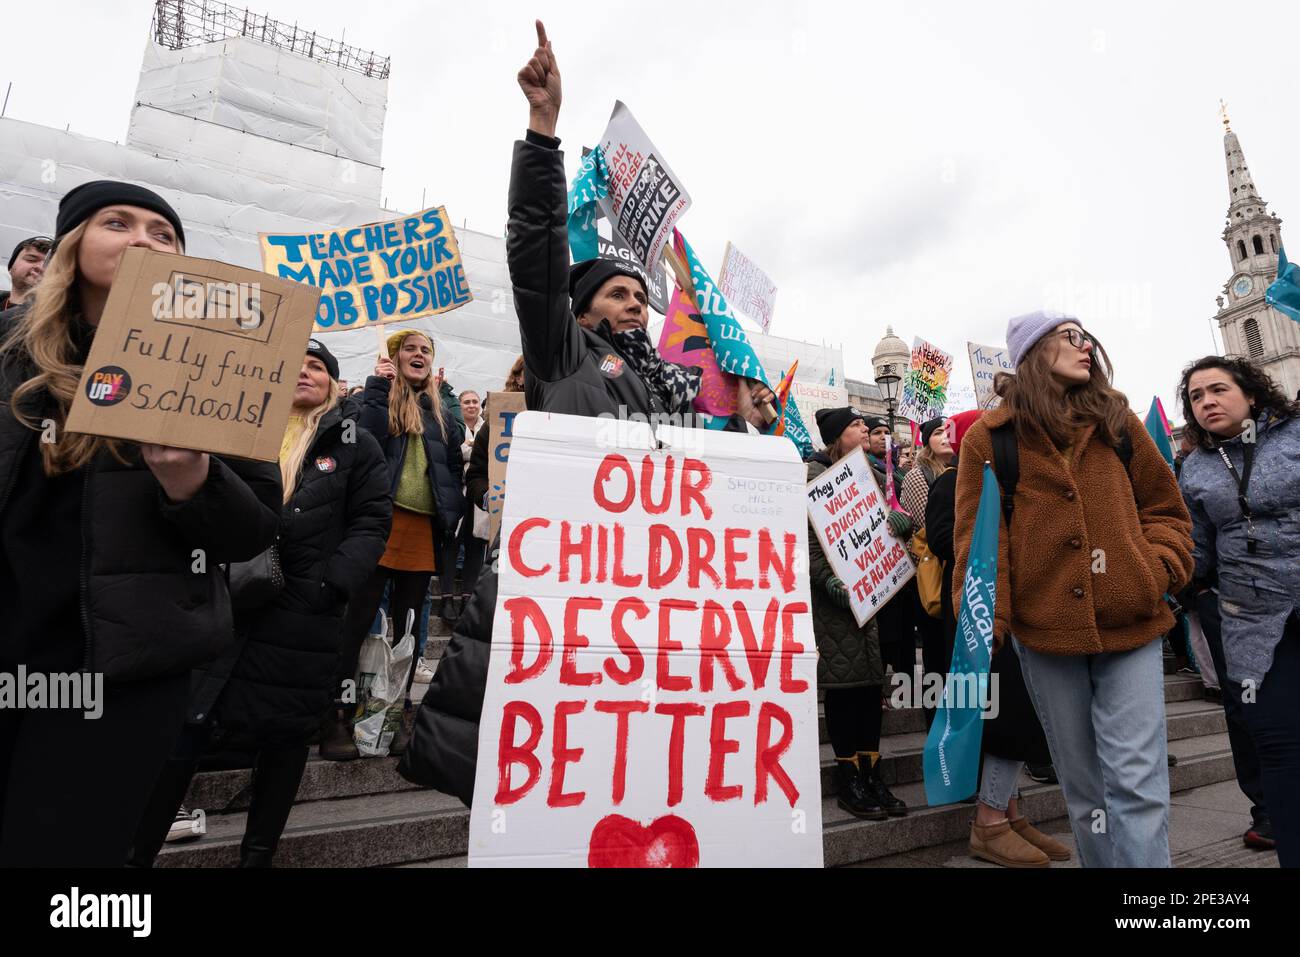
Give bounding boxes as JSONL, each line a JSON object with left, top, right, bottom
{"left": 1015, "top": 637, "right": 1170, "bottom": 867}
{"left": 978, "top": 755, "right": 1023, "bottom": 812}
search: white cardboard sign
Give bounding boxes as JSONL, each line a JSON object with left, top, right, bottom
{"left": 806, "top": 448, "right": 916, "bottom": 627}
{"left": 469, "top": 413, "right": 822, "bottom": 867}
{"left": 967, "top": 341, "right": 1014, "bottom": 410}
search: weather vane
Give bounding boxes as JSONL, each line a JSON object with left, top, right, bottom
{"left": 1220, "top": 100, "right": 1232, "bottom": 131}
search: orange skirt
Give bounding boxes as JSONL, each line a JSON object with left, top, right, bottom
{"left": 380, "top": 508, "right": 437, "bottom": 573}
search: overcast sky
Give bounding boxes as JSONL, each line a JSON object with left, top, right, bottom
{"left": 5, "top": 0, "right": 1298, "bottom": 420}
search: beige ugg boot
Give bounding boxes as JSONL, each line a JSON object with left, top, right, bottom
{"left": 1009, "top": 816, "right": 1072, "bottom": 861}
{"left": 969, "top": 819, "right": 1050, "bottom": 868}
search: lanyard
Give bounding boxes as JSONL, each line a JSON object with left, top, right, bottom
{"left": 1216, "top": 442, "right": 1258, "bottom": 550}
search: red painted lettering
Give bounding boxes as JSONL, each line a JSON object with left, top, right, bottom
{"left": 686, "top": 527, "right": 722, "bottom": 589}
{"left": 656, "top": 598, "right": 696, "bottom": 691}
{"left": 495, "top": 700, "right": 543, "bottom": 804}
{"left": 779, "top": 601, "right": 811, "bottom": 693}
{"left": 507, "top": 517, "right": 551, "bottom": 578}
{"left": 706, "top": 701, "right": 750, "bottom": 802}
{"left": 594, "top": 700, "right": 649, "bottom": 804}
{"left": 755, "top": 702, "right": 799, "bottom": 806}
{"left": 724, "top": 528, "right": 754, "bottom": 589}
{"left": 593, "top": 454, "right": 636, "bottom": 513}
{"left": 648, "top": 524, "right": 683, "bottom": 589}
{"left": 699, "top": 600, "right": 745, "bottom": 693}
{"left": 547, "top": 700, "right": 587, "bottom": 808}
{"left": 560, "top": 596, "right": 603, "bottom": 686}
{"left": 504, "top": 597, "right": 552, "bottom": 683}
{"left": 680, "top": 458, "right": 713, "bottom": 520}
{"left": 654, "top": 702, "right": 705, "bottom": 806}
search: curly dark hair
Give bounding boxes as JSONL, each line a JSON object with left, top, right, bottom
{"left": 1178, "top": 355, "right": 1299, "bottom": 448}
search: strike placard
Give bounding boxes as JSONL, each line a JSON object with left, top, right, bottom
{"left": 485, "top": 390, "right": 528, "bottom": 545}
{"left": 469, "top": 414, "right": 822, "bottom": 867}
{"left": 596, "top": 101, "right": 692, "bottom": 274}
{"left": 967, "top": 341, "right": 1013, "bottom": 410}
{"left": 66, "top": 247, "right": 319, "bottom": 462}
{"left": 806, "top": 448, "right": 916, "bottom": 627}
{"left": 260, "top": 206, "right": 473, "bottom": 333}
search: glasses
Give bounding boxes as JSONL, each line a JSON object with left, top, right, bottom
{"left": 1057, "top": 328, "right": 1094, "bottom": 350}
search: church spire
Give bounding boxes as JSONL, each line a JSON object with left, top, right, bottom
{"left": 1222, "top": 102, "right": 1265, "bottom": 215}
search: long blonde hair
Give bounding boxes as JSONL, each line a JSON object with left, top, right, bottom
{"left": 0, "top": 222, "right": 129, "bottom": 475}
{"left": 914, "top": 432, "right": 951, "bottom": 480}
{"left": 280, "top": 384, "right": 339, "bottom": 503}
{"left": 387, "top": 332, "right": 448, "bottom": 442}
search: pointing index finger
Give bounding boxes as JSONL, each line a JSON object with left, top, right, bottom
{"left": 535, "top": 19, "right": 548, "bottom": 49}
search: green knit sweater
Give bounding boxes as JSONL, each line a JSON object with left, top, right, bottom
{"left": 394, "top": 435, "right": 435, "bottom": 515}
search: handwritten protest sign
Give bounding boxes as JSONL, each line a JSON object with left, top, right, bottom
{"left": 469, "top": 414, "right": 822, "bottom": 867}
{"left": 967, "top": 342, "right": 1014, "bottom": 410}
{"left": 806, "top": 448, "right": 916, "bottom": 627}
{"left": 597, "top": 102, "right": 692, "bottom": 273}
{"left": 66, "top": 247, "right": 319, "bottom": 462}
{"left": 259, "top": 206, "right": 473, "bottom": 333}
{"left": 485, "top": 391, "right": 528, "bottom": 544}
{"left": 896, "top": 338, "right": 953, "bottom": 425}
{"left": 718, "top": 242, "right": 777, "bottom": 334}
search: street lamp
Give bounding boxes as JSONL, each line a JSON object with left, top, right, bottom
{"left": 872, "top": 326, "right": 911, "bottom": 433}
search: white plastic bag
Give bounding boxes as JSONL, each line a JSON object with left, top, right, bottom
{"left": 353, "top": 609, "right": 415, "bottom": 756}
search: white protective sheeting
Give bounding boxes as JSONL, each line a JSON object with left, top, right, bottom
{"left": 0, "top": 39, "right": 522, "bottom": 402}
{"left": 133, "top": 35, "right": 387, "bottom": 169}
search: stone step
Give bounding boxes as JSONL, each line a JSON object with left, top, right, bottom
{"left": 186, "top": 681, "right": 1221, "bottom": 813}
{"left": 163, "top": 733, "right": 1234, "bottom": 868}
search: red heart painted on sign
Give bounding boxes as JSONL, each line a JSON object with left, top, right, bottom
{"left": 587, "top": 814, "right": 700, "bottom": 868}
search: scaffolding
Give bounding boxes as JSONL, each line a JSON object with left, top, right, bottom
{"left": 151, "top": 0, "right": 390, "bottom": 79}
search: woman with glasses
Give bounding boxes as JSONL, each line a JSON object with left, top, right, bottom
{"left": 950, "top": 310, "right": 1194, "bottom": 867}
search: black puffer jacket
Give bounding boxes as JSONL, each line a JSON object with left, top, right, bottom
{"left": 358, "top": 375, "right": 464, "bottom": 537}
{"left": 0, "top": 307, "right": 281, "bottom": 682}
{"left": 193, "top": 400, "right": 393, "bottom": 747}
{"left": 510, "top": 130, "right": 665, "bottom": 420}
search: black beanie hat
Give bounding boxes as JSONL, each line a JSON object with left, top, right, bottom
{"left": 568, "top": 258, "right": 649, "bottom": 319}
{"left": 863, "top": 416, "right": 888, "bottom": 433}
{"left": 815, "top": 406, "right": 866, "bottom": 447}
{"left": 7, "top": 236, "right": 52, "bottom": 272}
{"left": 920, "top": 416, "right": 945, "bottom": 447}
{"left": 306, "top": 338, "right": 340, "bottom": 381}
{"left": 55, "top": 180, "right": 185, "bottom": 249}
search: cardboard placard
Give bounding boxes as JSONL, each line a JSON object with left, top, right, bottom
{"left": 806, "top": 447, "right": 916, "bottom": 627}
{"left": 718, "top": 242, "right": 777, "bottom": 334}
{"left": 597, "top": 102, "right": 692, "bottom": 274}
{"left": 896, "top": 337, "right": 954, "bottom": 425}
{"left": 967, "top": 341, "right": 1013, "bottom": 410}
{"left": 259, "top": 206, "right": 473, "bottom": 333}
{"left": 469, "top": 413, "right": 823, "bottom": 867}
{"left": 485, "top": 391, "right": 528, "bottom": 544}
{"left": 66, "top": 247, "right": 320, "bottom": 463}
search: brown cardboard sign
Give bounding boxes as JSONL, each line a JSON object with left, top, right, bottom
{"left": 66, "top": 247, "right": 321, "bottom": 462}
{"left": 484, "top": 390, "right": 527, "bottom": 544}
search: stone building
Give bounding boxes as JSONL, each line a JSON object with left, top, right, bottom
{"left": 1212, "top": 110, "right": 1300, "bottom": 399}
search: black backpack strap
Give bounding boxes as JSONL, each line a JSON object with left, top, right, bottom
{"left": 989, "top": 421, "right": 1019, "bottom": 528}
{"left": 1116, "top": 428, "right": 1133, "bottom": 476}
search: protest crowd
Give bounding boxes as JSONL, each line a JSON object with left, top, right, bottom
{"left": 0, "top": 19, "right": 1296, "bottom": 871}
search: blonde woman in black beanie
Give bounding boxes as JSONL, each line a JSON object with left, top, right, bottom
{"left": 0, "top": 180, "right": 281, "bottom": 866}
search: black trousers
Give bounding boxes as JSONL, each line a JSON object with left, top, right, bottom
{"left": 458, "top": 505, "right": 487, "bottom": 597}
{"left": 823, "top": 686, "right": 884, "bottom": 760}
{"left": 1239, "top": 614, "right": 1300, "bottom": 868}
{"left": 336, "top": 565, "right": 432, "bottom": 702}
{"left": 1196, "top": 590, "right": 1267, "bottom": 820}
{"left": 128, "top": 722, "right": 309, "bottom": 867}
{"left": 0, "top": 671, "right": 189, "bottom": 866}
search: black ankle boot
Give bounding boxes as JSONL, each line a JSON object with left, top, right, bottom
{"left": 834, "top": 760, "right": 887, "bottom": 820}
{"left": 860, "top": 757, "right": 908, "bottom": 817}
{"left": 318, "top": 706, "right": 358, "bottom": 761}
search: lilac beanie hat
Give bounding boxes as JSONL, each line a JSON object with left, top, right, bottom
{"left": 1006, "top": 309, "right": 1082, "bottom": 368}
